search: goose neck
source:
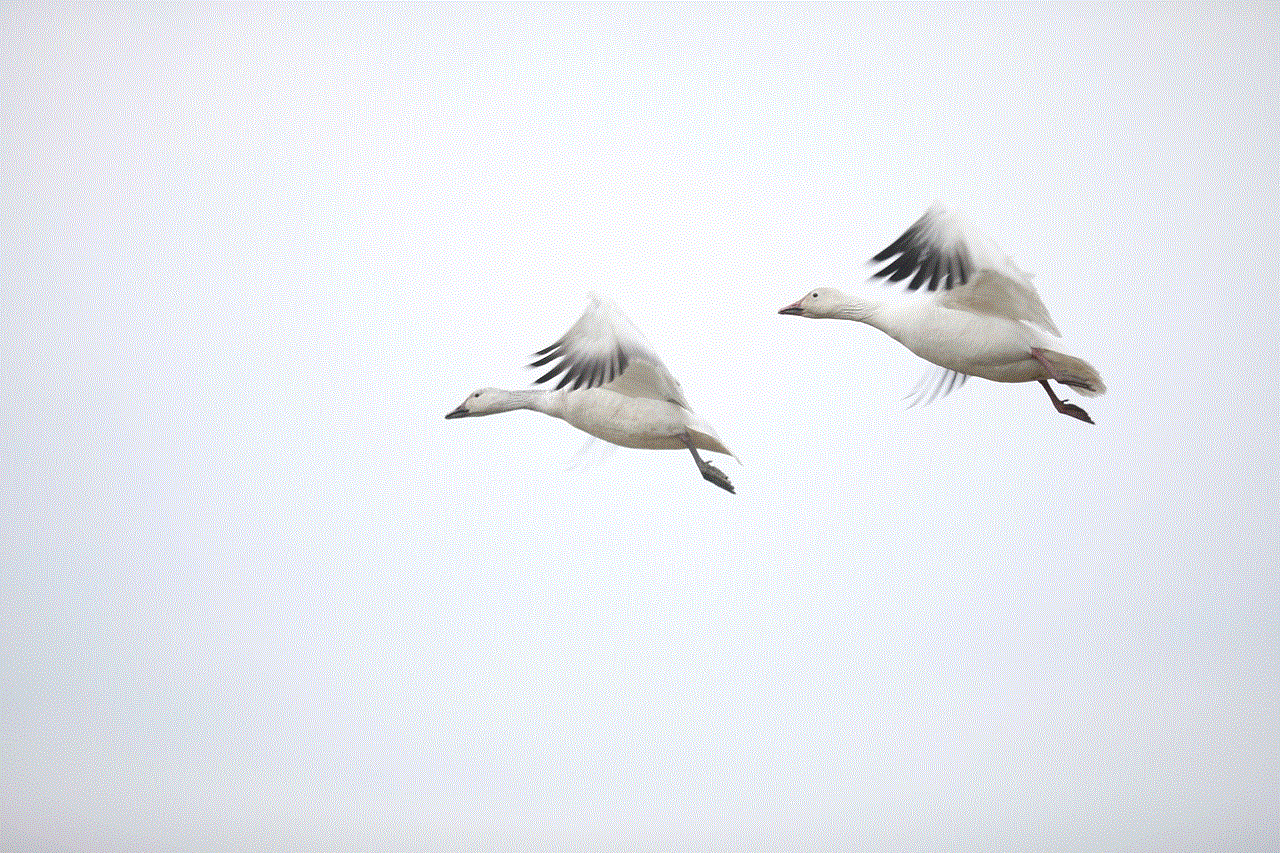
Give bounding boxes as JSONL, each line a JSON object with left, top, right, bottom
{"left": 831, "top": 290, "right": 890, "bottom": 325}
{"left": 507, "top": 388, "right": 561, "bottom": 416}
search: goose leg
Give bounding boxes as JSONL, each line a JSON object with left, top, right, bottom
{"left": 681, "top": 434, "right": 734, "bottom": 493}
{"left": 1037, "top": 379, "right": 1093, "bottom": 424}
{"left": 1029, "top": 349, "right": 1093, "bottom": 423}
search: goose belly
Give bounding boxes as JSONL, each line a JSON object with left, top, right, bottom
{"left": 895, "top": 309, "right": 1038, "bottom": 377}
{"left": 561, "top": 390, "right": 688, "bottom": 450}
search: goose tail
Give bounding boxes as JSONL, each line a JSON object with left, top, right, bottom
{"left": 1039, "top": 349, "right": 1106, "bottom": 397}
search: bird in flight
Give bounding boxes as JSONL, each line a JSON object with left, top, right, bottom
{"left": 779, "top": 203, "right": 1105, "bottom": 422}
{"left": 447, "top": 294, "right": 737, "bottom": 492}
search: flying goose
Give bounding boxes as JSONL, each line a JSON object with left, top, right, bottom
{"left": 779, "top": 204, "right": 1106, "bottom": 422}
{"left": 447, "top": 294, "right": 737, "bottom": 492}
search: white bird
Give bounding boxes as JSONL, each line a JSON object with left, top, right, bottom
{"left": 779, "top": 204, "right": 1106, "bottom": 423}
{"left": 446, "top": 294, "right": 738, "bottom": 492}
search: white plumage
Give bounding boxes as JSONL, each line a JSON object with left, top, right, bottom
{"left": 780, "top": 204, "right": 1106, "bottom": 422}
{"left": 447, "top": 294, "right": 737, "bottom": 492}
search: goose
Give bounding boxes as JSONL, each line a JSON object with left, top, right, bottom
{"left": 446, "top": 294, "right": 737, "bottom": 493}
{"left": 779, "top": 204, "right": 1106, "bottom": 423}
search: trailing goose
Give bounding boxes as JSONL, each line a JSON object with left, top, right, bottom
{"left": 446, "top": 294, "right": 737, "bottom": 492}
{"left": 779, "top": 204, "right": 1106, "bottom": 423}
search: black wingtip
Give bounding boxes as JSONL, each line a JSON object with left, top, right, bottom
{"left": 532, "top": 347, "right": 629, "bottom": 391}
{"left": 529, "top": 347, "right": 562, "bottom": 368}
{"left": 559, "top": 359, "right": 591, "bottom": 391}
{"left": 870, "top": 208, "right": 978, "bottom": 292}
{"left": 870, "top": 220, "right": 924, "bottom": 263}
{"left": 906, "top": 255, "right": 934, "bottom": 292}
{"left": 535, "top": 362, "right": 567, "bottom": 385}
{"left": 875, "top": 247, "right": 921, "bottom": 282}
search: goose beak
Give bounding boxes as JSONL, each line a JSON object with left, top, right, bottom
{"left": 445, "top": 405, "right": 469, "bottom": 419}
{"left": 778, "top": 300, "right": 804, "bottom": 316}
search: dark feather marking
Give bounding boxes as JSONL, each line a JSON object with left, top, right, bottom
{"left": 907, "top": 258, "right": 933, "bottom": 292}
{"left": 554, "top": 361, "right": 582, "bottom": 390}
{"left": 924, "top": 252, "right": 943, "bottom": 292}
{"left": 944, "top": 254, "right": 961, "bottom": 290}
{"left": 871, "top": 225, "right": 918, "bottom": 262}
{"left": 883, "top": 246, "right": 921, "bottom": 282}
{"left": 576, "top": 362, "right": 594, "bottom": 390}
{"left": 529, "top": 347, "right": 562, "bottom": 368}
{"left": 535, "top": 360, "right": 567, "bottom": 385}
{"left": 536, "top": 343, "right": 631, "bottom": 390}
{"left": 570, "top": 361, "right": 590, "bottom": 390}
{"left": 872, "top": 216, "right": 947, "bottom": 285}
{"left": 870, "top": 210, "right": 988, "bottom": 295}
{"left": 921, "top": 251, "right": 940, "bottom": 291}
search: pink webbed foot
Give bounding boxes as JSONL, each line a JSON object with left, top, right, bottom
{"left": 1038, "top": 379, "right": 1093, "bottom": 424}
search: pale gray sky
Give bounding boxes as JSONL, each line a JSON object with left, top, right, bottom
{"left": 3, "top": 4, "right": 1278, "bottom": 852}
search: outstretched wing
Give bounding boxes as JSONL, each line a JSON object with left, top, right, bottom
{"left": 870, "top": 203, "right": 1062, "bottom": 337}
{"left": 870, "top": 205, "right": 975, "bottom": 293}
{"left": 528, "top": 293, "right": 690, "bottom": 407}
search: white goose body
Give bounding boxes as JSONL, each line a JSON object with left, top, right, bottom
{"left": 447, "top": 295, "right": 736, "bottom": 491}
{"left": 484, "top": 387, "right": 727, "bottom": 452}
{"left": 559, "top": 388, "right": 727, "bottom": 452}
{"left": 871, "top": 296, "right": 1044, "bottom": 380}
{"left": 781, "top": 204, "right": 1106, "bottom": 421}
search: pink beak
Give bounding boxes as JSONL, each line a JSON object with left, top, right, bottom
{"left": 778, "top": 299, "right": 804, "bottom": 316}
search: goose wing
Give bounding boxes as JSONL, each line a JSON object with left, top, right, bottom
{"left": 904, "top": 364, "right": 970, "bottom": 408}
{"left": 870, "top": 203, "right": 1062, "bottom": 336}
{"left": 528, "top": 294, "right": 691, "bottom": 407}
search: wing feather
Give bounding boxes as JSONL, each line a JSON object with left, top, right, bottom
{"left": 870, "top": 203, "right": 1063, "bottom": 335}
{"left": 905, "top": 364, "right": 970, "bottom": 408}
{"left": 938, "top": 270, "right": 1062, "bottom": 337}
{"left": 528, "top": 294, "right": 689, "bottom": 406}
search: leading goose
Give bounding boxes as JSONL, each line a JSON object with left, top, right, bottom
{"left": 446, "top": 294, "right": 737, "bottom": 493}
{"left": 779, "top": 204, "right": 1106, "bottom": 423}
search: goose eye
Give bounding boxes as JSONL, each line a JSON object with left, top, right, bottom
{"left": 811, "top": 292, "right": 818, "bottom": 298}
{"left": 473, "top": 392, "right": 481, "bottom": 398}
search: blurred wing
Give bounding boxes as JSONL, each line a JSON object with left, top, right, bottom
{"left": 904, "top": 364, "right": 969, "bottom": 408}
{"left": 528, "top": 293, "right": 690, "bottom": 406}
{"left": 870, "top": 203, "right": 1062, "bottom": 336}
{"left": 870, "top": 204, "right": 975, "bottom": 293}
{"left": 564, "top": 434, "right": 617, "bottom": 471}
{"left": 939, "top": 269, "right": 1062, "bottom": 337}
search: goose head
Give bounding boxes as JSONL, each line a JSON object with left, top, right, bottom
{"left": 778, "top": 287, "right": 846, "bottom": 319}
{"left": 445, "top": 388, "right": 507, "bottom": 419}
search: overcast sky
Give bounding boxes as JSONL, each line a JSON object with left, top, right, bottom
{"left": 4, "top": 4, "right": 1278, "bottom": 852}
